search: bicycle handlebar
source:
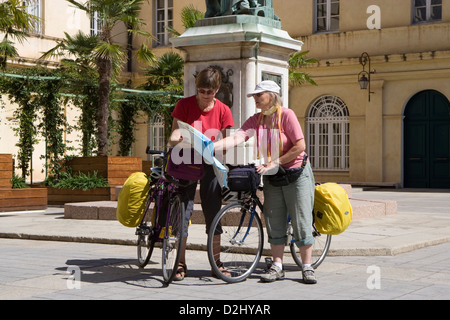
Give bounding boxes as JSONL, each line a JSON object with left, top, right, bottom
{"left": 146, "top": 146, "right": 166, "bottom": 156}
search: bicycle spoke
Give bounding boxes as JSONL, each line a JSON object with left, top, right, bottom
{"left": 162, "top": 194, "right": 185, "bottom": 283}
{"left": 208, "top": 201, "right": 264, "bottom": 283}
{"left": 290, "top": 223, "right": 331, "bottom": 269}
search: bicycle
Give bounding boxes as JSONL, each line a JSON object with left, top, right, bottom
{"left": 135, "top": 147, "right": 190, "bottom": 284}
{"left": 207, "top": 187, "right": 332, "bottom": 283}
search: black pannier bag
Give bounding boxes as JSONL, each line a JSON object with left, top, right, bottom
{"left": 227, "top": 164, "right": 261, "bottom": 192}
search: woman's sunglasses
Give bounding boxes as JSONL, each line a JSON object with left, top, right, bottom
{"left": 197, "top": 89, "right": 216, "bottom": 95}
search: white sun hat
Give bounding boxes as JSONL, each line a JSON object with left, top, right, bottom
{"left": 247, "top": 80, "right": 281, "bottom": 97}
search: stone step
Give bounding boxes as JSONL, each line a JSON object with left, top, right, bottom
{"left": 64, "top": 186, "right": 396, "bottom": 222}
{"left": 116, "top": 184, "right": 353, "bottom": 203}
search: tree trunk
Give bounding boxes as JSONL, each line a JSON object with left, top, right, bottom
{"left": 97, "top": 56, "right": 112, "bottom": 156}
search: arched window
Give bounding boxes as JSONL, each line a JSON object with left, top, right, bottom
{"left": 148, "top": 115, "right": 165, "bottom": 152}
{"left": 307, "top": 95, "right": 349, "bottom": 171}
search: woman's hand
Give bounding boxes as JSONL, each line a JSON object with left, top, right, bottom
{"left": 257, "top": 161, "right": 279, "bottom": 175}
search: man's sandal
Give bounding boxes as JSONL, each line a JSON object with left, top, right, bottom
{"left": 174, "top": 262, "right": 187, "bottom": 281}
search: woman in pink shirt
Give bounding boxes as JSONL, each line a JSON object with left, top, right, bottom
{"left": 214, "top": 80, "right": 317, "bottom": 284}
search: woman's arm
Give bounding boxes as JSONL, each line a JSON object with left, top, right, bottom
{"left": 213, "top": 133, "right": 246, "bottom": 152}
{"left": 168, "top": 118, "right": 181, "bottom": 146}
{"left": 277, "top": 138, "right": 305, "bottom": 166}
{"left": 257, "top": 138, "right": 305, "bottom": 175}
{"left": 168, "top": 117, "right": 192, "bottom": 149}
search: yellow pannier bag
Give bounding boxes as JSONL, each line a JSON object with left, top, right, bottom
{"left": 117, "top": 172, "right": 150, "bottom": 227}
{"left": 313, "top": 183, "right": 353, "bottom": 235}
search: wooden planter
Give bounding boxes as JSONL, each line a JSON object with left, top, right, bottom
{"left": 0, "top": 188, "right": 47, "bottom": 212}
{"left": 0, "top": 154, "right": 13, "bottom": 188}
{"left": 64, "top": 156, "right": 142, "bottom": 186}
{"left": 142, "top": 160, "right": 152, "bottom": 175}
{"left": 0, "top": 154, "right": 48, "bottom": 212}
{"left": 47, "top": 186, "right": 118, "bottom": 206}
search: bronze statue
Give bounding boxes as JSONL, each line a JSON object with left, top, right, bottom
{"left": 205, "top": 0, "right": 260, "bottom": 18}
{"left": 205, "top": 0, "right": 221, "bottom": 17}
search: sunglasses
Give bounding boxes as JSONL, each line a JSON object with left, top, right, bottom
{"left": 197, "top": 89, "right": 216, "bottom": 95}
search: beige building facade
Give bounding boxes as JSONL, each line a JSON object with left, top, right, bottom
{"left": 280, "top": 0, "right": 450, "bottom": 188}
{"left": 0, "top": 0, "right": 93, "bottom": 182}
{"left": 275, "top": 0, "right": 450, "bottom": 188}
{"left": 144, "top": 0, "right": 450, "bottom": 188}
{"left": 1, "top": 0, "right": 450, "bottom": 188}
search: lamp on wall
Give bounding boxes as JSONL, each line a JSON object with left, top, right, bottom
{"left": 358, "top": 52, "right": 375, "bottom": 101}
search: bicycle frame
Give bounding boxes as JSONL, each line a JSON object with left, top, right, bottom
{"left": 141, "top": 175, "right": 179, "bottom": 242}
{"left": 136, "top": 148, "right": 190, "bottom": 284}
{"left": 230, "top": 197, "right": 263, "bottom": 245}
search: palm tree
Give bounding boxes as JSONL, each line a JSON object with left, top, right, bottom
{"left": 141, "top": 52, "right": 184, "bottom": 92}
{"left": 0, "top": 0, "right": 38, "bottom": 69}
{"left": 65, "top": 0, "right": 156, "bottom": 156}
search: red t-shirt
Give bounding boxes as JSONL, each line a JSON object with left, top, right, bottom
{"left": 171, "top": 95, "right": 234, "bottom": 141}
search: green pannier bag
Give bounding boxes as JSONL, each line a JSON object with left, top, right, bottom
{"left": 314, "top": 183, "right": 353, "bottom": 235}
{"left": 117, "top": 172, "right": 150, "bottom": 227}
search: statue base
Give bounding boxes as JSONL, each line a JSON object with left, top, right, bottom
{"left": 196, "top": 13, "right": 281, "bottom": 29}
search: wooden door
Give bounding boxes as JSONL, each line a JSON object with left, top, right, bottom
{"left": 404, "top": 90, "right": 450, "bottom": 188}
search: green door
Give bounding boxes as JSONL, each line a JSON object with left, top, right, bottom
{"left": 404, "top": 90, "right": 450, "bottom": 188}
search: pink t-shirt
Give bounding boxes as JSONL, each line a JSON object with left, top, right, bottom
{"left": 171, "top": 95, "right": 234, "bottom": 141}
{"left": 237, "top": 107, "right": 306, "bottom": 169}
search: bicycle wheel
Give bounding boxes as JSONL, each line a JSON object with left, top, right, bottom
{"left": 137, "top": 223, "right": 156, "bottom": 268}
{"left": 137, "top": 199, "right": 157, "bottom": 268}
{"left": 289, "top": 223, "right": 331, "bottom": 269}
{"left": 161, "top": 194, "right": 185, "bottom": 284}
{"left": 207, "top": 201, "right": 264, "bottom": 283}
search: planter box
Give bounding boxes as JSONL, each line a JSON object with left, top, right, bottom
{"left": 0, "top": 188, "right": 47, "bottom": 212}
{"left": 0, "top": 154, "right": 13, "bottom": 188}
{"left": 142, "top": 160, "right": 155, "bottom": 176}
{"left": 64, "top": 156, "right": 142, "bottom": 186}
{"left": 47, "top": 186, "right": 118, "bottom": 205}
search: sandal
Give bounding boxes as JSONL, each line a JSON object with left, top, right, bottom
{"left": 174, "top": 262, "right": 187, "bottom": 281}
{"left": 211, "top": 261, "right": 231, "bottom": 278}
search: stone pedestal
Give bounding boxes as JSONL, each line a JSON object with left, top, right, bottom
{"left": 171, "top": 15, "right": 303, "bottom": 164}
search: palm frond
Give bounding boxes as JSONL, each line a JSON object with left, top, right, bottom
{"left": 181, "top": 5, "right": 204, "bottom": 29}
{"left": 94, "top": 41, "right": 126, "bottom": 63}
{"left": 289, "top": 51, "right": 318, "bottom": 87}
{"left": 136, "top": 43, "right": 156, "bottom": 65}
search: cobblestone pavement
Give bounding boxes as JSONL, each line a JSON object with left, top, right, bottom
{"left": 0, "top": 238, "right": 449, "bottom": 301}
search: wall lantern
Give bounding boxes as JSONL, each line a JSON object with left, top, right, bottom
{"left": 358, "top": 52, "right": 375, "bottom": 101}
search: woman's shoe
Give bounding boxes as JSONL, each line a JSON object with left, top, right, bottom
{"left": 302, "top": 266, "right": 317, "bottom": 284}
